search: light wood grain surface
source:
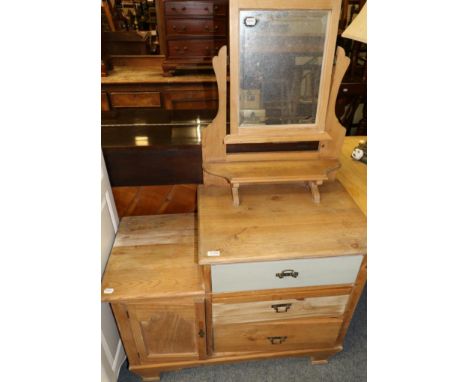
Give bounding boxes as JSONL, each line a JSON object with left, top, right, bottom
{"left": 213, "top": 294, "right": 349, "bottom": 325}
{"left": 203, "top": 159, "right": 340, "bottom": 184}
{"left": 197, "top": 181, "right": 366, "bottom": 265}
{"left": 201, "top": 46, "right": 227, "bottom": 164}
{"left": 214, "top": 316, "right": 342, "bottom": 353}
{"left": 101, "top": 214, "right": 204, "bottom": 302}
{"left": 336, "top": 136, "right": 367, "bottom": 215}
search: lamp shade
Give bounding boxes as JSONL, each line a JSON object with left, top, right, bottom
{"left": 342, "top": 3, "right": 367, "bottom": 43}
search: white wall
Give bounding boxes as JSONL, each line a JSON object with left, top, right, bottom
{"left": 101, "top": 153, "right": 126, "bottom": 382}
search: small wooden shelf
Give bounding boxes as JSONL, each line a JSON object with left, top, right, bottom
{"left": 204, "top": 158, "right": 339, "bottom": 184}
{"left": 203, "top": 158, "right": 340, "bottom": 205}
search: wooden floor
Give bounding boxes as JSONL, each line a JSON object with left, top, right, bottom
{"left": 112, "top": 184, "right": 197, "bottom": 217}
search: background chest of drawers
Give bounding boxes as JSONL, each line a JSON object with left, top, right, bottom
{"left": 158, "top": 0, "right": 229, "bottom": 76}
{"left": 101, "top": 181, "right": 367, "bottom": 381}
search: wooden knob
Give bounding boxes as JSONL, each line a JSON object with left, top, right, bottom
{"left": 182, "top": 6, "right": 186, "bottom": 10}
{"left": 183, "top": 46, "right": 188, "bottom": 50}
{"left": 214, "top": 5, "right": 219, "bottom": 10}
{"left": 204, "top": 25, "right": 209, "bottom": 30}
{"left": 204, "top": 7, "right": 208, "bottom": 11}
{"left": 214, "top": 25, "right": 219, "bottom": 30}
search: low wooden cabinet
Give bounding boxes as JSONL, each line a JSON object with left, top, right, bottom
{"left": 102, "top": 181, "right": 367, "bottom": 381}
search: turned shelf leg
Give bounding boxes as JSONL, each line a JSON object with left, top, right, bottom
{"left": 308, "top": 181, "right": 321, "bottom": 203}
{"left": 231, "top": 183, "right": 240, "bottom": 206}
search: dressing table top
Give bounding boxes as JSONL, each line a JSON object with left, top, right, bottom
{"left": 197, "top": 180, "right": 366, "bottom": 265}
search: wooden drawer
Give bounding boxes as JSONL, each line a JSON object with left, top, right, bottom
{"left": 164, "top": 89, "right": 218, "bottom": 110}
{"left": 213, "top": 293, "right": 349, "bottom": 325}
{"left": 165, "top": 1, "right": 227, "bottom": 17}
{"left": 166, "top": 19, "right": 226, "bottom": 36}
{"left": 214, "top": 317, "right": 342, "bottom": 353}
{"left": 109, "top": 92, "right": 161, "bottom": 108}
{"left": 211, "top": 255, "right": 363, "bottom": 293}
{"left": 168, "top": 39, "right": 226, "bottom": 57}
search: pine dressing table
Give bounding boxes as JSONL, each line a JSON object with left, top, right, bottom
{"left": 101, "top": 1, "right": 367, "bottom": 380}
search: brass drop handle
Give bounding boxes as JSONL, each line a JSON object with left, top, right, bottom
{"left": 267, "top": 336, "right": 287, "bottom": 345}
{"left": 276, "top": 269, "right": 299, "bottom": 279}
{"left": 271, "top": 303, "right": 292, "bottom": 313}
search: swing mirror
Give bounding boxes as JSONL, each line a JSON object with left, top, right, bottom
{"left": 228, "top": 0, "right": 341, "bottom": 143}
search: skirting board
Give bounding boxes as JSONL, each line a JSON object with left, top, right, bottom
{"left": 102, "top": 331, "right": 127, "bottom": 382}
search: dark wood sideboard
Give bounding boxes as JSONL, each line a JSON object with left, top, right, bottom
{"left": 158, "top": 0, "right": 229, "bottom": 76}
{"left": 101, "top": 56, "right": 220, "bottom": 114}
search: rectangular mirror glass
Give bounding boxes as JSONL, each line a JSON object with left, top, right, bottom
{"left": 239, "top": 10, "right": 329, "bottom": 127}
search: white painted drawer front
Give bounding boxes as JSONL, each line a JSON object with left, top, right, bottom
{"left": 211, "top": 255, "right": 363, "bottom": 293}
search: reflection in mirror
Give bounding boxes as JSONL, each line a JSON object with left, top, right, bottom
{"left": 239, "top": 10, "right": 329, "bottom": 127}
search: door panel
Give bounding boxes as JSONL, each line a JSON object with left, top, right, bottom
{"left": 127, "top": 299, "right": 206, "bottom": 363}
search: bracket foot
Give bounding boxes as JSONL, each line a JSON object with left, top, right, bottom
{"left": 310, "top": 354, "right": 329, "bottom": 365}
{"left": 142, "top": 373, "right": 160, "bottom": 381}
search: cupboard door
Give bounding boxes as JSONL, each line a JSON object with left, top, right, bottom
{"left": 126, "top": 299, "right": 206, "bottom": 363}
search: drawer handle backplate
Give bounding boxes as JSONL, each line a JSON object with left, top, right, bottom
{"left": 271, "top": 303, "right": 292, "bottom": 313}
{"left": 276, "top": 269, "right": 299, "bottom": 279}
{"left": 267, "top": 336, "right": 287, "bottom": 345}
